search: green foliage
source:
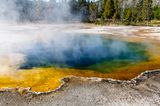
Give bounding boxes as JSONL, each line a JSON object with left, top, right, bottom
{"left": 69, "top": 0, "right": 158, "bottom": 25}
{"left": 132, "top": 7, "right": 138, "bottom": 23}
{"left": 141, "top": 0, "right": 153, "bottom": 22}
{"left": 102, "top": 0, "right": 115, "bottom": 19}
{"left": 136, "top": 0, "right": 143, "bottom": 22}
{"left": 112, "top": 0, "right": 120, "bottom": 21}
{"left": 89, "top": 2, "right": 97, "bottom": 22}
{"left": 123, "top": 8, "right": 132, "bottom": 25}
{"left": 153, "top": 6, "right": 160, "bottom": 20}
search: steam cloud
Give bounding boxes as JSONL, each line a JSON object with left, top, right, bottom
{"left": 0, "top": 23, "right": 143, "bottom": 74}
{"left": 0, "top": 0, "right": 78, "bottom": 74}
{"left": 19, "top": 34, "right": 131, "bottom": 69}
{"left": 0, "top": 0, "right": 19, "bottom": 23}
{"left": 0, "top": 0, "right": 79, "bottom": 23}
{"left": 0, "top": 0, "right": 146, "bottom": 74}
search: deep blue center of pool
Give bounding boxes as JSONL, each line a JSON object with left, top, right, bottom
{"left": 20, "top": 34, "right": 148, "bottom": 70}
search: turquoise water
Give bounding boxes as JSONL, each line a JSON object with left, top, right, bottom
{"left": 20, "top": 34, "right": 148, "bottom": 72}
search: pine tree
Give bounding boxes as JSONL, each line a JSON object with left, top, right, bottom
{"left": 153, "top": 6, "right": 160, "bottom": 20}
{"left": 142, "top": 0, "right": 153, "bottom": 22}
{"left": 102, "top": 0, "right": 114, "bottom": 20}
{"left": 102, "top": 0, "right": 107, "bottom": 11}
{"left": 112, "top": 0, "right": 120, "bottom": 22}
{"left": 123, "top": 8, "right": 132, "bottom": 25}
{"left": 89, "top": 2, "right": 97, "bottom": 22}
{"left": 131, "top": 0, "right": 137, "bottom": 23}
{"left": 69, "top": 0, "right": 79, "bottom": 14}
{"left": 132, "top": 7, "right": 138, "bottom": 23}
{"left": 136, "top": 0, "right": 143, "bottom": 22}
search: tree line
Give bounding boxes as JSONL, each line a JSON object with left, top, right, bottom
{"left": 70, "top": 0, "right": 160, "bottom": 25}
{"left": 7, "top": 0, "right": 160, "bottom": 24}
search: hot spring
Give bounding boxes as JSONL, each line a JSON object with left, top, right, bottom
{"left": 19, "top": 33, "right": 148, "bottom": 73}
{"left": 1, "top": 30, "right": 160, "bottom": 92}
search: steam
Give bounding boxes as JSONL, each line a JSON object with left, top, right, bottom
{"left": 0, "top": 0, "right": 79, "bottom": 23}
{"left": 0, "top": 23, "right": 148, "bottom": 74}
{"left": 0, "top": 0, "right": 77, "bottom": 74}
{"left": 19, "top": 33, "right": 139, "bottom": 69}
{"left": 0, "top": 0, "right": 19, "bottom": 23}
{"left": 0, "top": 0, "right": 147, "bottom": 75}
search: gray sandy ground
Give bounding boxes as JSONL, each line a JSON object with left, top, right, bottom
{"left": 0, "top": 70, "right": 159, "bottom": 106}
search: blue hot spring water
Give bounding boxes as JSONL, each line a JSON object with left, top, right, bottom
{"left": 19, "top": 34, "right": 148, "bottom": 71}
